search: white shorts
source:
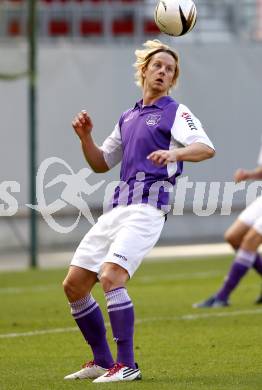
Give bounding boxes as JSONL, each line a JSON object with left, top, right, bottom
{"left": 238, "top": 196, "right": 262, "bottom": 235}
{"left": 71, "top": 204, "right": 165, "bottom": 278}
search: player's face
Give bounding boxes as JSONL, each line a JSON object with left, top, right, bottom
{"left": 143, "top": 52, "right": 176, "bottom": 94}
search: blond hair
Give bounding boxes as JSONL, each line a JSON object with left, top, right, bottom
{"left": 134, "top": 39, "right": 180, "bottom": 91}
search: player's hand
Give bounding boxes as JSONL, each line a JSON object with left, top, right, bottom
{"left": 72, "top": 110, "right": 93, "bottom": 140}
{"left": 147, "top": 149, "right": 177, "bottom": 166}
{"left": 234, "top": 168, "right": 249, "bottom": 183}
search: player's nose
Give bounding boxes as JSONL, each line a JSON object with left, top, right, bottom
{"left": 158, "top": 67, "right": 166, "bottom": 76}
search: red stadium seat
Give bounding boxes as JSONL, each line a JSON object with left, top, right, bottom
{"left": 49, "top": 20, "right": 70, "bottom": 36}
{"left": 41, "top": 0, "right": 70, "bottom": 2}
{"left": 80, "top": 19, "right": 103, "bottom": 35}
{"left": 143, "top": 19, "right": 160, "bottom": 34}
{"left": 8, "top": 19, "right": 22, "bottom": 36}
{"left": 112, "top": 18, "right": 134, "bottom": 35}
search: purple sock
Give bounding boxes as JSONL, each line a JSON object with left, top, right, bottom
{"left": 253, "top": 253, "right": 262, "bottom": 275}
{"left": 70, "top": 295, "right": 114, "bottom": 369}
{"left": 105, "top": 287, "right": 135, "bottom": 369}
{"left": 216, "top": 249, "right": 256, "bottom": 301}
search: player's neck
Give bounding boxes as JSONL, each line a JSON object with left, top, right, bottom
{"left": 142, "top": 91, "right": 168, "bottom": 107}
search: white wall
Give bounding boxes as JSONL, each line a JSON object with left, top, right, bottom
{"left": 0, "top": 42, "right": 262, "bottom": 248}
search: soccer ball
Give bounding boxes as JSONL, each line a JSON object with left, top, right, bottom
{"left": 154, "top": 0, "right": 197, "bottom": 37}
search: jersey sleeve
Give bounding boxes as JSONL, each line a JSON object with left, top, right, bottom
{"left": 171, "top": 104, "right": 215, "bottom": 150}
{"left": 100, "top": 123, "right": 123, "bottom": 169}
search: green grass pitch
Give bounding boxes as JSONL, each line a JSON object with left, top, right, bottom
{"left": 0, "top": 256, "right": 262, "bottom": 390}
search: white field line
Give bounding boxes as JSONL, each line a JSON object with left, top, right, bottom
{"left": 0, "top": 271, "right": 223, "bottom": 294}
{"left": 0, "top": 285, "right": 58, "bottom": 294}
{"left": 0, "top": 243, "right": 234, "bottom": 272}
{"left": 180, "top": 308, "right": 262, "bottom": 320}
{"left": 147, "top": 243, "right": 234, "bottom": 259}
{"left": 136, "top": 270, "right": 222, "bottom": 283}
{"left": 1, "top": 309, "right": 262, "bottom": 339}
{"left": 0, "top": 327, "right": 78, "bottom": 339}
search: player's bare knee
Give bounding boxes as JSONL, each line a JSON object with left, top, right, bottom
{"left": 241, "top": 229, "right": 262, "bottom": 251}
{"left": 63, "top": 278, "right": 80, "bottom": 300}
{"left": 99, "top": 273, "right": 116, "bottom": 292}
{"left": 224, "top": 230, "right": 239, "bottom": 249}
{"left": 100, "top": 264, "right": 128, "bottom": 292}
{"left": 62, "top": 278, "right": 72, "bottom": 297}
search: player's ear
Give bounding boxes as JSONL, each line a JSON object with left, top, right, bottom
{"left": 141, "top": 65, "right": 147, "bottom": 78}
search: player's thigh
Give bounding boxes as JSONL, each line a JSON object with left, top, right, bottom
{"left": 71, "top": 213, "right": 112, "bottom": 274}
{"left": 238, "top": 196, "right": 262, "bottom": 228}
{"left": 105, "top": 205, "right": 165, "bottom": 278}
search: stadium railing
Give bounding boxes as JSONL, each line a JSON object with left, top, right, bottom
{"left": 0, "top": 0, "right": 262, "bottom": 42}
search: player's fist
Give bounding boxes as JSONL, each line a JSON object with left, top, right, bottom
{"left": 72, "top": 110, "right": 93, "bottom": 140}
{"left": 234, "top": 168, "right": 249, "bottom": 183}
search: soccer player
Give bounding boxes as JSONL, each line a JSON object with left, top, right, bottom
{"left": 63, "top": 39, "right": 215, "bottom": 383}
{"left": 194, "top": 149, "right": 262, "bottom": 308}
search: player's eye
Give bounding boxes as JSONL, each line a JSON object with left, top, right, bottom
{"left": 153, "top": 62, "right": 161, "bottom": 68}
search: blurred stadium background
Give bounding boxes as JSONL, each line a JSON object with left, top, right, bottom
{"left": 0, "top": 0, "right": 262, "bottom": 267}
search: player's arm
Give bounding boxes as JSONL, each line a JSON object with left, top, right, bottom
{"left": 147, "top": 142, "right": 214, "bottom": 165}
{"left": 234, "top": 166, "right": 262, "bottom": 183}
{"left": 175, "top": 142, "right": 215, "bottom": 161}
{"left": 147, "top": 104, "right": 215, "bottom": 166}
{"left": 72, "top": 110, "right": 110, "bottom": 173}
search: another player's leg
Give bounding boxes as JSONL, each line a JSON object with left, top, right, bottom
{"left": 63, "top": 266, "right": 114, "bottom": 380}
{"left": 212, "top": 223, "right": 255, "bottom": 305}
{"left": 226, "top": 221, "right": 262, "bottom": 304}
{"left": 239, "top": 199, "right": 262, "bottom": 301}
{"left": 93, "top": 263, "right": 142, "bottom": 383}
{"left": 194, "top": 220, "right": 248, "bottom": 308}
{"left": 225, "top": 218, "right": 262, "bottom": 284}
{"left": 194, "top": 219, "right": 262, "bottom": 308}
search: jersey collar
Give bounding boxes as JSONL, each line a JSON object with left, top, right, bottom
{"left": 134, "top": 95, "right": 173, "bottom": 110}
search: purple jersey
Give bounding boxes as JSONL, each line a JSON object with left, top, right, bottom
{"left": 101, "top": 96, "right": 214, "bottom": 213}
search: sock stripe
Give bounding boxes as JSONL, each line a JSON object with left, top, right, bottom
{"left": 236, "top": 249, "right": 256, "bottom": 267}
{"left": 107, "top": 301, "right": 132, "bottom": 310}
{"left": 105, "top": 287, "right": 131, "bottom": 307}
{"left": 235, "top": 258, "right": 253, "bottom": 268}
{"left": 107, "top": 302, "right": 133, "bottom": 313}
{"left": 72, "top": 301, "right": 97, "bottom": 317}
{"left": 73, "top": 302, "right": 99, "bottom": 319}
{"left": 70, "top": 294, "right": 95, "bottom": 314}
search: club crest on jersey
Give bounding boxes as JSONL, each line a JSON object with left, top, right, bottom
{"left": 181, "top": 112, "right": 198, "bottom": 131}
{"left": 146, "top": 114, "right": 161, "bottom": 127}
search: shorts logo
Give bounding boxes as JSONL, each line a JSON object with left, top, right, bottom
{"left": 113, "top": 253, "right": 128, "bottom": 261}
{"left": 181, "top": 112, "right": 198, "bottom": 131}
{"left": 146, "top": 114, "right": 161, "bottom": 127}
